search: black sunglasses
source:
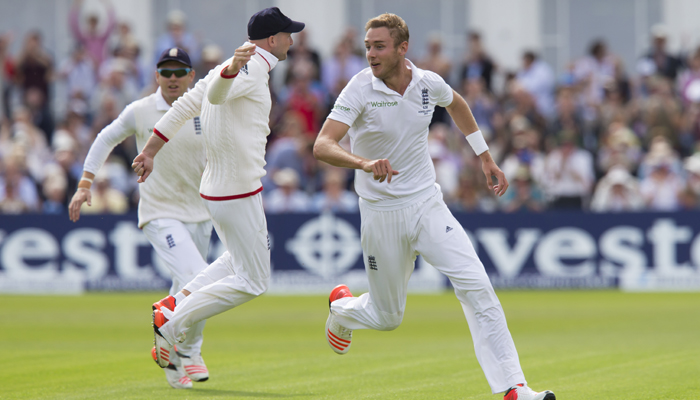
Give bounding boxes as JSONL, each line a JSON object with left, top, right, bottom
{"left": 157, "top": 68, "right": 192, "bottom": 78}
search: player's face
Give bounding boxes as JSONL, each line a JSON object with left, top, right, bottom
{"left": 270, "top": 32, "right": 294, "bottom": 61}
{"left": 365, "top": 27, "right": 406, "bottom": 80}
{"left": 155, "top": 60, "right": 195, "bottom": 105}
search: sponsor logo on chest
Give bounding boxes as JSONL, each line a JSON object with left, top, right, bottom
{"left": 370, "top": 100, "right": 398, "bottom": 108}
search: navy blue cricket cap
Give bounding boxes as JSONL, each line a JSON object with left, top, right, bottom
{"left": 156, "top": 47, "right": 192, "bottom": 68}
{"left": 248, "top": 7, "right": 305, "bottom": 40}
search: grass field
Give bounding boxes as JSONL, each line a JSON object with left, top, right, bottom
{"left": 2, "top": 291, "right": 699, "bottom": 399}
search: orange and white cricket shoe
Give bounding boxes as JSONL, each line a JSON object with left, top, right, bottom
{"left": 326, "top": 284, "right": 353, "bottom": 355}
{"left": 177, "top": 350, "right": 209, "bottom": 382}
{"left": 152, "top": 347, "right": 192, "bottom": 389}
{"left": 504, "top": 384, "right": 555, "bottom": 400}
{"left": 152, "top": 306, "right": 173, "bottom": 368}
{"left": 153, "top": 295, "right": 176, "bottom": 312}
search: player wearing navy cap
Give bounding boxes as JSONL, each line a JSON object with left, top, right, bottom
{"left": 131, "top": 7, "right": 304, "bottom": 372}
{"left": 313, "top": 13, "right": 555, "bottom": 400}
{"left": 70, "top": 48, "right": 211, "bottom": 389}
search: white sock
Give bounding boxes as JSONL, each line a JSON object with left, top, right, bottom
{"left": 174, "top": 291, "right": 187, "bottom": 305}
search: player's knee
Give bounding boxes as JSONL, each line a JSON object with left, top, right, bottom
{"left": 378, "top": 312, "right": 403, "bottom": 331}
{"left": 249, "top": 277, "right": 269, "bottom": 297}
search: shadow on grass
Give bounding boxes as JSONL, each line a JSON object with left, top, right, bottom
{"left": 193, "top": 389, "right": 314, "bottom": 398}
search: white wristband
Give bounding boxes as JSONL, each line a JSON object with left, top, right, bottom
{"left": 465, "top": 130, "right": 489, "bottom": 156}
{"left": 80, "top": 177, "right": 94, "bottom": 184}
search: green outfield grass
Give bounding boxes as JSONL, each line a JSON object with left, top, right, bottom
{"left": 2, "top": 290, "right": 699, "bottom": 399}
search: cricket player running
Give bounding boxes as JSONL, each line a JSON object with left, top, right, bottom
{"left": 313, "top": 14, "right": 555, "bottom": 400}
{"left": 69, "top": 48, "right": 211, "bottom": 389}
{"left": 131, "top": 7, "right": 305, "bottom": 375}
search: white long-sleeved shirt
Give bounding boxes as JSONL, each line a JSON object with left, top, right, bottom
{"left": 83, "top": 87, "right": 209, "bottom": 228}
{"left": 154, "top": 44, "right": 278, "bottom": 200}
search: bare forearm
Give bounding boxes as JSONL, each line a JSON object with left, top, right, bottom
{"left": 142, "top": 134, "right": 166, "bottom": 157}
{"left": 313, "top": 137, "right": 368, "bottom": 170}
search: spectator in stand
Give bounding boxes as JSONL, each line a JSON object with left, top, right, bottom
{"left": 573, "top": 39, "right": 616, "bottom": 120}
{"left": 516, "top": 50, "right": 555, "bottom": 119}
{"left": 264, "top": 168, "right": 311, "bottom": 213}
{"left": 416, "top": 34, "right": 452, "bottom": 80}
{"left": 285, "top": 29, "right": 322, "bottom": 84}
{"left": 10, "top": 107, "right": 52, "bottom": 182}
{"left": 41, "top": 166, "right": 68, "bottom": 214}
{"left": 597, "top": 123, "right": 642, "bottom": 175}
{"left": 637, "top": 136, "right": 682, "bottom": 179}
{"left": 79, "top": 168, "right": 128, "bottom": 215}
{"left": 311, "top": 168, "right": 358, "bottom": 213}
{"left": 679, "top": 152, "right": 700, "bottom": 209}
{"left": 155, "top": 10, "right": 201, "bottom": 67}
{"left": 639, "top": 159, "right": 683, "bottom": 211}
{"left": 264, "top": 111, "right": 313, "bottom": 191}
{"left": 51, "top": 134, "right": 81, "bottom": 207}
{"left": 58, "top": 44, "right": 97, "bottom": 103}
{"left": 280, "top": 59, "right": 326, "bottom": 134}
{"left": 195, "top": 44, "right": 223, "bottom": 82}
{"left": 590, "top": 165, "right": 644, "bottom": 212}
{"left": 322, "top": 37, "right": 364, "bottom": 99}
{"left": 0, "top": 152, "right": 39, "bottom": 212}
{"left": 543, "top": 130, "right": 595, "bottom": 210}
{"left": 429, "top": 134, "right": 460, "bottom": 203}
{"left": 638, "top": 24, "right": 684, "bottom": 84}
{"left": 69, "top": 0, "right": 116, "bottom": 69}
{"left": 549, "top": 86, "right": 584, "bottom": 141}
{"left": 459, "top": 31, "right": 497, "bottom": 93}
{"left": 14, "top": 31, "right": 53, "bottom": 134}
{"left": 0, "top": 33, "right": 14, "bottom": 123}
{"left": 501, "top": 129, "right": 546, "bottom": 187}
{"left": 462, "top": 77, "right": 496, "bottom": 136}
{"left": 500, "top": 166, "right": 545, "bottom": 213}
{"left": 679, "top": 47, "right": 700, "bottom": 106}
{"left": 90, "top": 59, "right": 138, "bottom": 117}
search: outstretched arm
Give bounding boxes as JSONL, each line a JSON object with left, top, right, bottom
{"left": 445, "top": 89, "right": 508, "bottom": 196}
{"left": 313, "top": 119, "right": 399, "bottom": 183}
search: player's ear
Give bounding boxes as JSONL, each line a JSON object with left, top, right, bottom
{"left": 398, "top": 41, "right": 408, "bottom": 56}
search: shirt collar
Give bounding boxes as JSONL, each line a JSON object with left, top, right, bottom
{"left": 246, "top": 42, "right": 279, "bottom": 72}
{"left": 370, "top": 58, "right": 425, "bottom": 96}
{"left": 155, "top": 87, "right": 171, "bottom": 111}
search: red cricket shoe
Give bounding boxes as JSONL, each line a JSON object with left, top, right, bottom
{"left": 504, "top": 384, "right": 555, "bottom": 400}
{"left": 329, "top": 284, "right": 353, "bottom": 308}
{"left": 153, "top": 295, "right": 176, "bottom": 312}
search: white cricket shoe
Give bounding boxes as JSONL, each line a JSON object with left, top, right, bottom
{"left": 152, "top": 347, "right": 192, "bottom": 389}
{"left": 177, "top": 350, "right": 209, "bottom": 382}
{"left": 326, "top": 284, "right": 354, "bottom": 355}
{"left": 503, "top": 384, "right": 555, "bottom": 400}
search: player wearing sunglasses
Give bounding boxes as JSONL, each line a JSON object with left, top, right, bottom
{"left": 69, "top": 48, "right": 211, "bottom": 390}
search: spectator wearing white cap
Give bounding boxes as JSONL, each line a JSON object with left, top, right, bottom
{"left": 590, "top": 165, "right": 644, "bottom": 212}
{"left": 265, "top": 167, "right": 311, "bottom": 213}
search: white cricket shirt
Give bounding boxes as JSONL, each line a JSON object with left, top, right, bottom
{"left": 83, "top": 88, "right": 209, "bottom": 228}
{"left": 327, "top": 60, "right": 454, "bottom": 202}
{"left": 154, "top": 44, "right": 278, "bottom": 200}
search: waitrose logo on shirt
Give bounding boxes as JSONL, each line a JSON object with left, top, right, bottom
{"left": 370, "top": 101, "right": 398, "bottom": 108}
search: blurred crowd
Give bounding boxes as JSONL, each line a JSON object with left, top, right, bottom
{"left": 2, "top": 2, "right": 700, "bottom": 216}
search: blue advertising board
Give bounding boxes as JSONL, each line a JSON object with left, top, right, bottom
{"left": 1, "top": 211, "right": 700, "bottom": 294}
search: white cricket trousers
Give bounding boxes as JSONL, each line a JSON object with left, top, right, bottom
{"left": 331, "top": 186, "right": 526, "bottom": 394}
{"left": 159, "top": 193, "right": 270, "bottom": 345}
{"left": 142, "top": 218, "right": 211, "bottom": 355}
